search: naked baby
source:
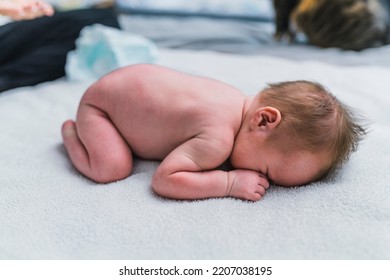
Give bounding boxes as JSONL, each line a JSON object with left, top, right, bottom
{"left": 62, "top": 64, "right": 366, "bottom": 201}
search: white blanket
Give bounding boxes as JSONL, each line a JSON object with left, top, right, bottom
{"left": 1, "top": 46, "right": 389, "bottom": 259}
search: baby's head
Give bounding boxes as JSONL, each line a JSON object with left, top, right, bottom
{"left": 230, "top": 80, "right": 366, "bottom": 186}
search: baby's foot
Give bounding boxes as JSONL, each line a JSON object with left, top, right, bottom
{"left": 62, "top": 120, "right": 82, "bottom": 157}
{"left": 61, "top": 119, "right": 89, "bottom": 166}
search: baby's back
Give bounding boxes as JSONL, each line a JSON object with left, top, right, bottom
{"left": 81, "top": 64, "right": 245, "bottom": 160}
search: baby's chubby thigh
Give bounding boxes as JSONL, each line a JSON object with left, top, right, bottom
{"left": 77, "top": 102, "right": 134, "bottom": 183}
{"left": 61, "top": 78, "right": 134, "bottom": 183}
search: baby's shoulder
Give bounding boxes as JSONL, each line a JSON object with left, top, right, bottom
{"left": 200, "top": 125, "right": 236, "bottom": 153}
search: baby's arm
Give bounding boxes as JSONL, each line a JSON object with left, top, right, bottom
{"left": 152, "top": 136, "right": 269, "bottom": 201}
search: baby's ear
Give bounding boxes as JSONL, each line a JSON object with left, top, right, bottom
{"left": 249, "top": 107, "right": 281, "bottom": 131}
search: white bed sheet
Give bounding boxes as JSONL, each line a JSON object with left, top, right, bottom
{"left": 1, "top": 45, "right": 389, "bottom": 259}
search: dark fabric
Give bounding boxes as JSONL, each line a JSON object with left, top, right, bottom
{"left": 0, "top": 8, "right": 120, "bottom": 92}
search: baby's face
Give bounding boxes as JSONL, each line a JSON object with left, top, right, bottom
{"left": 230, "top": 141, "right": 327, "bottom": 187}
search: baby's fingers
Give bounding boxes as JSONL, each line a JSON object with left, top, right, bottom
{"left": 248, "top": 192, "right": 262, "bottom": 202}
{"left": 258, "top": 173, "right": 270, "bottom": 189}
{"left": 256, "top": 184, "right": 266, "bottom": 196}
{"left": 246, "top": 185, "right": 266, "bottom": 202}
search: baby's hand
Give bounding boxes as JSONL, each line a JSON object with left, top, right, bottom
{"left": 227, "top": 170, "right": 270, "bottom": 201}
{"left": 1, "top": 0, "right": 54, "bottom": 20}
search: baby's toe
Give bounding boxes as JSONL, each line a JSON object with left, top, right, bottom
{"left": 62, "top": 120, "right": 76, "bottom": 137}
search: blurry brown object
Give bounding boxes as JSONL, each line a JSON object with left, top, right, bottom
{"left": 273, "top": 0, "right": 390, "bottom": 50}
{"left": 93, "top": 0, "right": 114, "bottom": 9}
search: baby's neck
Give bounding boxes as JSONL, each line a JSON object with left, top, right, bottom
{"left": 242, "top": 96, "right": 254, "bottom": 122}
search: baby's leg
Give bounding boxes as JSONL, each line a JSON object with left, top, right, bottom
{"left": 62, "top": 104, "right": 133, "bottom": 183}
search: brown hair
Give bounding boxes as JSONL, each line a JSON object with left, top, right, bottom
{"left": 258, "top": 80, "right": 367, "bottom": 177}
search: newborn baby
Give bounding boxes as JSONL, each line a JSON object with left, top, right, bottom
{"left": 62, "top": 64, "right": 365, "bottom": 201}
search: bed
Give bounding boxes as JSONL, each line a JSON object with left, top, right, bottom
{"left": 1, "top": 1, "right": 389, "bottom": 260}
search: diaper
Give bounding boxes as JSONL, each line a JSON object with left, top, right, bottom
{"left": 66, "top": 24, "right": 158, "bottom": 81}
